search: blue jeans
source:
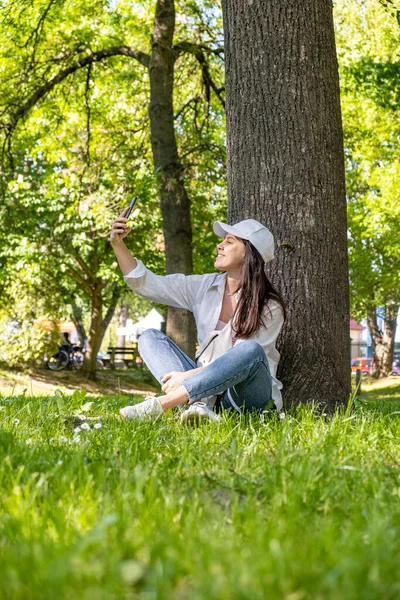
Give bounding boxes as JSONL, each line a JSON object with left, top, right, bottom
{"left": 138, "top": 329, "right": 274, "bottom": 414}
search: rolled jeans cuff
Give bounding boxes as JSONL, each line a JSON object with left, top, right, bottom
{"left": 181, "top": 378, "right": 203, "bottom": 404}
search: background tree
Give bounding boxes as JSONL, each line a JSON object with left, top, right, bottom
{"left": 0, "top": 0, "right": 226, "bottom": 376}
{"left": 221, "top": 0, "right": 351, "bottom": 410}
{"left": 335, "top": 0, "right": 400, "bottom": 377}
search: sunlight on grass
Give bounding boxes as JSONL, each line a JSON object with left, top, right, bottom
{"left": 1, "top": 386, "right": 400, "bottom": 599}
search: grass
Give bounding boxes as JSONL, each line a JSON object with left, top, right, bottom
{"left": 1, "top": 380, "right": 400, "bottom": 599}
{"left": 359, "top": 376, "right": 400, "bottom": 403}
{"left": 0, "top": 365, "right": 159, "bottom": 397}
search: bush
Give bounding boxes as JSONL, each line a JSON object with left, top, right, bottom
{"left": 0, "top": 315, "right": 60, "bottom": 368}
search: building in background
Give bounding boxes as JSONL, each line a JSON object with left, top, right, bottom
{"left": 350, "top": 319, "right": 366, "bottom": 359}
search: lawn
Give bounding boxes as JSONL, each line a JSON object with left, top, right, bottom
{"left": 0, "top": 366, "right": 159, "bottom": 397}
{"left": 1, "top": 379, "right": 400, "bottom": 599}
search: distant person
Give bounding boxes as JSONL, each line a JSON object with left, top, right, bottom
{"left": 60, "top": 332, "right": 72, "bottom": 355}
{"left": 110, "top": 207, "right": 286, "bottom": 425}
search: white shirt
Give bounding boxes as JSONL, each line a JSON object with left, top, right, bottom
{"left": 124, "top": 259, "right": 284, "bottom": 410}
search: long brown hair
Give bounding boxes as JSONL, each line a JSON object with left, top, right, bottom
{"left": 232, "top": 240, "right": 286, "bottom": 338}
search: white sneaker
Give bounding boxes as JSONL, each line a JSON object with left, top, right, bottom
{"left": 120, "top": 396, "right": 164, "bottom": 421}
{"left": 202, "top": 395, "right": 217, "bottom": 410}
{"left": 180, "top": 401, "right": 221, "bottom": 426}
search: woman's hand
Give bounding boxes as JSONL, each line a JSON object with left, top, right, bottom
{"left": 109, "top": 206, "right": 133, "bottom": 246}
{"left": 161, "top": 367, "right": 204, "bottom": 394}
{"left": 161, "top": 371, "right": 189, "bottom": 394}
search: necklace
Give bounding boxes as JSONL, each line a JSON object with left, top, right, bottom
{"left": 225, "top": 283, "right": 237, "bottom": 298}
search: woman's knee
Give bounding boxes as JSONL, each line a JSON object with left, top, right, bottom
{"left": 138, "top": 328, "right": 165, "bottom": 354}
{"left": 235, "top": 340, "right": 265, "bottom": 361}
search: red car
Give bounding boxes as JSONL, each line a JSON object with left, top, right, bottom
{"left": 351, "top": 358, "right": 374, "bottom": 375}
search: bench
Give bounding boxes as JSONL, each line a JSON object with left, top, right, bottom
{"left": 106, "top": 346, "right": 143, "bottom": 370}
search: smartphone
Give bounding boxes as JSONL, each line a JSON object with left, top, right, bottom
{"left": 125, "top": 196, "right": 137, "bottom": 219}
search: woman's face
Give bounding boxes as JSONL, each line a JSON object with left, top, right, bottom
{"left": 214, "top": 234, "right": 246, "bottom": 272}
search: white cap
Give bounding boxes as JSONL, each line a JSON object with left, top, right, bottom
{"left": 213, "top": 219, "right": 275, "bottom": 262}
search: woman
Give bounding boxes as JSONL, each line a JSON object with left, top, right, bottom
{"left": 110, "top": 207, "right": 285, "bottom": 425}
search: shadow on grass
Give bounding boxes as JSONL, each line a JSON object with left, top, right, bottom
{"left": 0, "top": 365, "right": 160, "bottom": 396}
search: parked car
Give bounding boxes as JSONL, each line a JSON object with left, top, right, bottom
{"left": 351, "top": 357, "right": 374, "bottom": 375}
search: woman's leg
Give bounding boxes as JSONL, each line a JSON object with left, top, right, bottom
{"left": 138, "top": 328, "right": 197, "bottom": 384}
{"left": 120, "top": 329, "right": 196, "bottom": 420}
{"left": 181, "top": 341, "right": 273, "bottom": 414}
{"left": 122, "top": 335, "right": 272, "bottom": 420}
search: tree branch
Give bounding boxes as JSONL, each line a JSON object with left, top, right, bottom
{"left": 84, "top": 63, "right": 92, "bottom": 165}
{"left": 71, "top": 248, "right": 95, "bottom": 282}
{"left": 174, "top": 95, "right": 202, "bottom": 120}
{"left": 66, "top": 266, "right": 91, "bottom": 295}
{"left": 3, "top": 46, "right": 150, "bottom": 135}
{"left": 24, "top": 0, "right": 57, "bottom": 69}
{"left": 180, "top": 142, "right": 224, "bottom": 160}
{"left": 174, "top": 41, "right": 224, "bottom": 59}
{"left": 173, "top": 42, "right": 225, "bottom": 109}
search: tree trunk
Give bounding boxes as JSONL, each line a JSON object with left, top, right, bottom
{"left": 77, "top": 282, "right": 120, "bottom": 379}
{"left": 82, "top": 285, "right": 103, "bottom": 380}
{"left": 116, "top": 303, "right": 129, "bottom": 359}
{"left": 71, "top": 299, "right": 87, "bottom": 346}
{"left": 221, "top": 0, "right": 351, "bottom": 410}
{"left": 368, "top": 304, "right": 398, "bottom": 378}
{"left": 100, "top": 282, "right": 121, "bottom": 343}
{"left": 4, "top": 1, "right": 199, "bottom": 361}
{"left": 148, "top": 0, "right": 196, "bottom": 358}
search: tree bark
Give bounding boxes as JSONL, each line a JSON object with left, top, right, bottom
{"left": 148, "top": 0, "right": 196, "bottom": 358}
{"left": 221, "top": 0, "right": 351, "bottom": 410}
{"left": 82, "top": 283, "right": 103, "bottom": 380}
{"left": 368, "top": 304, "right": 398, "bottom": 378}
{"left": 79, "top": 282, "right": 120, "bottom": 379}
{"left": 71, "top": 299, "right": 87, "bottom": 346}
{"left": 100, "top": 282, "right": 120, "bottom": 342}
{"left": 116, "top": 302, "right": 129, "bottom": 359}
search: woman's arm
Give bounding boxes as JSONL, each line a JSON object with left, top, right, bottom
{"left": 110, "top": 207, "right": 138, "bottom": 275}
{"left": 112, "top": 239, "right": 138, "bottom": 275}
{"left": 110, "top": 205, "right": 208, "bottom": 311}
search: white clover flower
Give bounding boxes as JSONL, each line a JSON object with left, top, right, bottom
{"left": 279, "top": 412, "right": 286, "bottom": 420}
{"left": 74, "top": 426, "right": 81, "bottom": 433}
{"left": 80, "top": 423, "right": 90, "bottom": 431}
{"left": 77, "top": 415, "right": 87, "bottom": 421}
{"left": 57, "top": 460, "right": 63, "bottom": 466}
{"left": 73, "top": 435, "right": 81, "bottom": 443}
{"left": 12, "top": 418, "right": 20, "bottom": 426}
{"left": 60, "top": 436, "right": 68, "bottom": 443}
{"left": 94, "top": 422, "right": 102, "bottom": 429}
{"left": 49, "top": 437, "right": 54, "bottom": 443}
{"left": 26, "top": 438, "right": 33, "bottom": 445}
